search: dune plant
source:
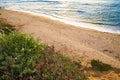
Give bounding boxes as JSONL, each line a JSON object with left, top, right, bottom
{"left": 0, "top": 20, "right": 88, "bottom": 80}
{"left": 0, "top": 32, "right": 48, "bottom": 79}
{"left": 91, "top": 59, "right": 112, "bottom": 71}
{"left": 35, "top": 50, "right": 87, "bottom": 80}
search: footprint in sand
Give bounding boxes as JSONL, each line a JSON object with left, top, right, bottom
{"left": 103, "top": 49, "right": 113, "bottom": 54}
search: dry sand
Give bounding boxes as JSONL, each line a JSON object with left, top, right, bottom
{"left": 0, "top": 9, "right": 120, "bottom": 68}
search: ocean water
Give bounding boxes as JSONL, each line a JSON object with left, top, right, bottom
{"left": 0, "top": 0, "right": 120, "bottom": 34}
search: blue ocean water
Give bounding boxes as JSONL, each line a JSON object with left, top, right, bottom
{"left": 0, "top": 0, "right": 120, "bottom": 34}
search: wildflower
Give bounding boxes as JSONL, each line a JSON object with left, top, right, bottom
{"left": 66, "top": 62, "right": 71, "bottom": 65}
{"left": 38, "top": 63, "right": 43, "bottom": 67}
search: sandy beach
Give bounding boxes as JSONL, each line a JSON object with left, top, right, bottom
{"left": 0, "top": 9, "right": 120, "bottom": 68}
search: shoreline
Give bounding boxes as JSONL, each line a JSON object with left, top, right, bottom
{"left": 0, "top": 9, "right": 120, "bottom": 68}
{"left": 4, "top": 8, "right": 120, "bottom": 34}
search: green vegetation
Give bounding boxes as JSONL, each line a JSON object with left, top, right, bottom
{"left": 91, "top": 60, "right": 112, "bottom": 71}
{"left": 0, "top": 20, "right": 88, "bottom": 80}
{"left": 0, "top": 32, "right": 48, "bottom": 79}
{"left": 35, "top": 50, "right": 87, "bottom": 80}
{"left": 0, "top": 20, "right": 15, "bottom": 34}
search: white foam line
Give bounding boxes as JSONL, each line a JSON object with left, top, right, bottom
{"left": 5, "top": 8, "right": 120, "bottom": 34}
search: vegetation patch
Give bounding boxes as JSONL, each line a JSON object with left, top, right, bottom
{"left": 91, "top": 60, "right": 112, "bottom": 71}
{"left": 35, "top": 49, "right": 87, "bottom": 80}
{"left": 0, "top": 32, "right": 48, "bottom": 79}
{"left": 0, "top": 20, "right": 88, "bottom": 80}
{"left": 0, "top": 20, "right": 15, "bottom": 34}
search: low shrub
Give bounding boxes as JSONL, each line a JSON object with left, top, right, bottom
{"left": 91, "top": 60, "right": 112, "bottom": 71}
{"left": 0, "top": 32, "right": 48, "bottom": 79}
{"left": 35, "top": 51, "right": 87, "bottom": 80}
